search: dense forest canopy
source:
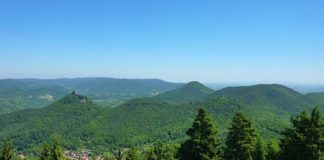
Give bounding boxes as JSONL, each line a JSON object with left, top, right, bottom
{"left": 0, "top": 81, "right": 323, "bottom": 159}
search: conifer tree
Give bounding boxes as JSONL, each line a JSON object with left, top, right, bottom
{"left": 125, "top": 147, "right": 140, "bottom": 160}
{"left": 223, "top": 112, "right": 256, "bottom": 160}
{"left": 40, "top": 143, "right": 51, "bottom": 160}
{"left": 177, "top": 108, "right": 221, "bottom": 160}
{"left": 254, "top": 137, "right": 266, "bottom": 160}
{"left": 265, "top": 140, "right": 279, "bottom": 160}
{"left": 0, "top": 140, "right": 13, "bottom": 160}
{"left": 279, "top": 107, "right": 324, "bottom": 160}
{"left": 50, "top": 139, "right": 63, "bottom": 160}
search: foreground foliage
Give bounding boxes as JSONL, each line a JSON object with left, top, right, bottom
{"left": 279, "top": 107, "right": 324, "bottom": 160}
{"left": 125, "top": 147, "right": 141, "bottom": 160}
{"left": 223, "top": 112, "right": 257, "bottom": 160}
{"left": 1, "top": 107, "right": 324, "bottom": 160}
{"left": 39, "top": 139, "right": 64, "bottom": 160}
{"left": 0, "top": 140, "right": 13, "bottom": 160}
{"left": 146, "top": 141, "right": 175, "bottom": 160}
{"left": 177, "top": 108, "right": 221, "bottom": 160}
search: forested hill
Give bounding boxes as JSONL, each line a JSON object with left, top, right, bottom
{"left": 210, "top": 84, "right": 315, "bottom": 113}
{"left": 0, "top": 92, "right": 103, "bottom": 152}
{"left": 154, "top": 81, "right": 214, "bottom": 104}
{"left": 0, "top": 78, "right": 183, "bottom": 113}
{"left": 0, "top": 83, "right": 324, "bottom": 153}
{"left": 306, "top": 92, "right": 324, "bottom": 106}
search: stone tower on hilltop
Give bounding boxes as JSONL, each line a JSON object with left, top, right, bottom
{"left": 72, "top": 90, "right": 87, "bottom": 103}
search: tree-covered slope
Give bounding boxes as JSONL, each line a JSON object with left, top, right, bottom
{"left": 0, "top": 84, "right": 323, "bottom": 154}
{"left": 305, "top": 92, "right": 324, "bottom": 106}
{"left": 154, "top": 81, "right": 214, "bottom": 104}
{"left": 0, "top": 93, "right": 238, "bottom": 153}
{"left": 207, "top": 84, "right": 324, "bottom": 138}
{"left": 0, "top": 83, "right": 70, "bottom": 114}
{"left": 0, "top": 92, "right": 103, "bottom": 152}
{"left": 0, "top": 78, "right": 183, "bottom": 113}
{"left": 67, "top": 96, "right": 239, "bottom": 152}
{"left": 211, "top": 84, "right": 314, "bottom": 113}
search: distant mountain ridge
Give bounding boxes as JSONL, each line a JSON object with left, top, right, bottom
{"left": 306, "top": 92, "right": 324, "bottom": 106}
{"left": 210, "top": 84, "right": 313, "bottom": 112}
{"left": 205, "top": 84, "right": 324, "bottom": 138}
{"left": 0, "top": 78, "right": 183, "bottom": 113}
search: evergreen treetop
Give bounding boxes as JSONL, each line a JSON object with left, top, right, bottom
{"left": 279, "top": 107, "right": 324, "bottom": 160}
{"left": 177, "top": 108, "right": 221, "bottom": 160}
{"left": 0, "top": 140, "right": 13, "bottom": 160}
{"left": 223, "top": 112, "right": 257, "bottom": 160}
{"left": 39, "top": 143, "right": 51, "bottom": 160}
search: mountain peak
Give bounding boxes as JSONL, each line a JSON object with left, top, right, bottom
{"left": 57, "top": 91, "right": 89, "bottom": 104}
{"left": 182, "top": 81, "right": 214, "bottom": 93}
{"left": 154, "top": 81, "right": 213, "bottom": 104}
{"left": 186, "top": 81, "right": 204, "bottom": 87}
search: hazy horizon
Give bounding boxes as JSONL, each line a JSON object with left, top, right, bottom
{"left": 1, "top": 0, "right": 324, "bottom": 83}
{"left": 2, "top": 77, "right": 324, "bottom": 87}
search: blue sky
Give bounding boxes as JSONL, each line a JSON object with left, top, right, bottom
{"left": 0, "top": 0, "right": 323, "bottom": 83}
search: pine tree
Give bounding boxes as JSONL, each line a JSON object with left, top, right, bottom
{"left": 0, "top": 140, "right": 13, "bottom": 160}
{"left": 254, "top": 137, "right": 266, "bottom": 160}
{"left": 223, "top": 112, "right": 256, "bottom": 160}
{"left": 125, "top": 147, "right": 140, "bottom": 160}
{"left": 50, "top": 139, "right": 63, "bottom": 160}
{"left": 177, "top": 108, "right": 221, "bottom": 160}
{"left": 279, "top": 107, "right": 324, "bottom": 160}
{"left": 265, "top": 140, "right": 279, "bottom": 160}
{"left": 40, "top": 143, "right": 51, "bottom": 160}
